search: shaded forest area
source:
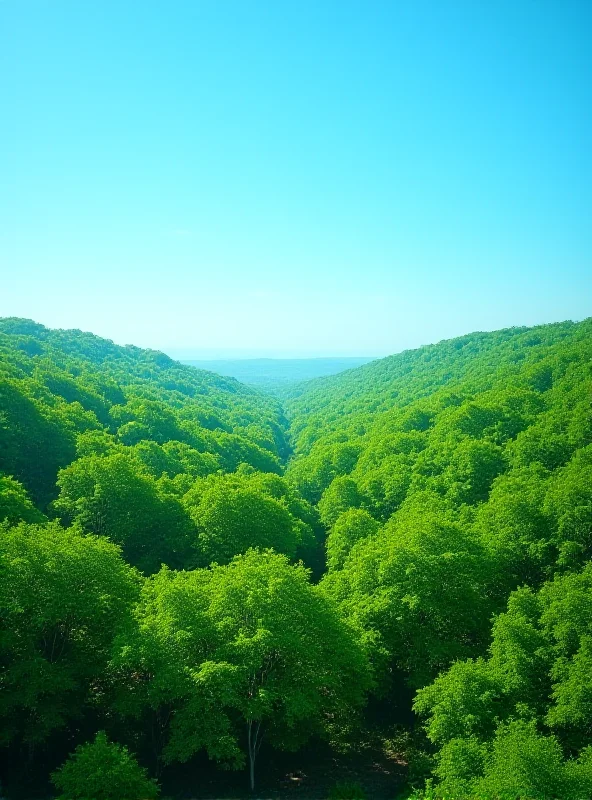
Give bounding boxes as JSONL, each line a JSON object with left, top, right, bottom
{"left": 1, "top": 316, "right": 592, "bottom": 799}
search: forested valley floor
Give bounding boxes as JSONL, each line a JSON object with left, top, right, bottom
{"left": 1, "top": 316, "right": 592, "bottom": 800}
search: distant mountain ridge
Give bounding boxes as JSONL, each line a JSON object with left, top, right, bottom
{"left": 182, "top": 356, "right": 376, "bottom": 392}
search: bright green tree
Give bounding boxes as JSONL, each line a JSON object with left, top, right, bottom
{"left": 115, "top": 550, "right": 371, "bottom": 790}
{"left": 0, "top": 521, "right": 139, "bottom": 745}
{"left": 326, "top": 509, "right": 379, "bottom": 571}
{"left": 322, "top": 492, "right": 496, "bottom": 687}
{"left": 184, "top": 478, "right": 301, "bottom": 565}
{"left": 51, "top": 731, "right": 159, "bottom": 800}
{"left": 318, "top": 476, "right": 365, "bottom": 528}
{"left": 54, "top": 452, "right": 196, "bottom": 573}
{"left": 0, "top": 474, "right": 46, "bottom": 524}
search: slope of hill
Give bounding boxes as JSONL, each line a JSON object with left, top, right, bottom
{"left": 0, "top": 318, "right": 298, "bottom": 517}
{"left": 280, "top": 317, "right": 592, "bottom": 795}
{"left": 286, "top": 318, "right": 591, "bottom": 454}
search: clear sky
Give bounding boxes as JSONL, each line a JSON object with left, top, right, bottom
{"left": 1, "top": 1, "right": 590, "bottom": 358}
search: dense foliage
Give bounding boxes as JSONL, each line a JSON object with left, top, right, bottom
{"left": 114, "top": 550, "right": 370, "bottom": 790}
{"left": 51, "top": 731, "right": 159, "bottom": 800}
{"left": 1, "top": 316, "right": 591, "bottom": 797}
{"left": 413, "top": 566, "right": 592, "bottom": 797}
{"left": 285, "top": 318, "right": 592, "bottom": 797}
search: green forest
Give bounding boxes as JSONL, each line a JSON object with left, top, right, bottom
{"left": 1, "top": 315, "right": 592, "bottom": 800}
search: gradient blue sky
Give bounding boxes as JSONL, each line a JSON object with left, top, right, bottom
{"left": 1, "top": 1, "right": 590, "bottom": 358}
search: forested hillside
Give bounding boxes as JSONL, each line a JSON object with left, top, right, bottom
{"left": 1, "top": 317, "right": 592, "bottom": 799}
{"left": 285, "top": 318, "right": 592, "bottom": 797}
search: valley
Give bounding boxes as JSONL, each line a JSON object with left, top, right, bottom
{"left": 1, "top": 316, "right": 591, "bottom": 799}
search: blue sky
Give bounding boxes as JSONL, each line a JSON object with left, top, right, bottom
{"left": 1, "top": 1, "right": 590, "bottom": 358}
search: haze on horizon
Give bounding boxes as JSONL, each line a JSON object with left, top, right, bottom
{"left": 1, "top": 1, "right": 590, "bottom": 359}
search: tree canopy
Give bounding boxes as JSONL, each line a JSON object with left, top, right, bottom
{"left": 114, "top": 550, "right": 371, "bottom": 790}
{"left": 1, "top": 316, "right": 591, "bottom": 797}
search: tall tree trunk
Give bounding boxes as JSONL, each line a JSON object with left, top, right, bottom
{"left": 247, "top": 719, "right": 262, "bottom": 792}
{"left": 249, "top": 750, "right": 255, "bottom": 792}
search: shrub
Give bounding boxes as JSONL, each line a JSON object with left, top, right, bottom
{"left": 51, "top": 731, "right": 159, "bottom": 800}
{"left": 328, "top": 780, "right": 367, "bottom": 799}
